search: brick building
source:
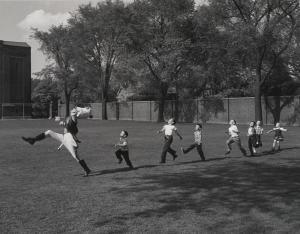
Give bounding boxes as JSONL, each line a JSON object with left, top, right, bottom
{"left": 0, "top": 40, "right": 31, "bottom": 117}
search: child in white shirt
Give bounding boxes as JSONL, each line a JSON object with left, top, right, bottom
{"left": 157, "top": 118, "right": 183, "bottom": 163}
{"left": 225, "top": 119, "right": 247, "bottom": 156}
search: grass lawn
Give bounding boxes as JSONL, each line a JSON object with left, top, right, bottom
{"left": 0, "top": 119, "right": 300, "bottom": 234}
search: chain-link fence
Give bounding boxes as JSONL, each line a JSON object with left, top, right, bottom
{"left": 0, "top": 103, "right": 32, "bottom": 119}
{"left": 0, "top": 102, "right": 59, "bottom": 119}
{"left": 57, "top": 96, "right": 300, "bottom": 125}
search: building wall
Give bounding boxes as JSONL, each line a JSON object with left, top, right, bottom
{"left": 0, "top": 41, "right": 31, "bottom": 104}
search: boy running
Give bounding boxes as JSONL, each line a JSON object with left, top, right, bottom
{"left": 225, "top": 119, "right": 247, "bottom": 156}
{"left": 181, "top": 123, "right": 205, "bottom": 161}
{"left": 157, "top": 118, "right": 183, "bottom": 163}
{"left": 114, "top": 130, "right": 134, "bottom": 169}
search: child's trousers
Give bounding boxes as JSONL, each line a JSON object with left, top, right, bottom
{"left": 160, "top": 135, "right": 177, "bottom": 163}
{"left": 248, "top": 136, "right": 256, "bottom": 156}
{"left": 183, "top": 143, "right": 205, "bottom": 161}
{"left": 115, "top": 149, "right": 133, "bottom": 168}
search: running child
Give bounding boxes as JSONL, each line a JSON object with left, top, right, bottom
{"left": 114, "top": 130, "right": 134, "bottom": 169}
{"left": 225, "top": 119, "right": 247, "bottom": 156}
{"left": 247, "top": 121, "right": 257, "bottom": 156}
{"left": 181, "top": 123, "right": 205, "bottom": 161}
{"left": 267, "top": 122, "right": 287, "bottom": 152}
{"left": 22, "top": 108, "right": 91, "bottom": 176}
{"left": 157, "top": 118, "right": 183, "bottom": 163}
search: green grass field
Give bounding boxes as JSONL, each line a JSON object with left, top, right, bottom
{"left": 1, "top": 119, "right": 299, "bottom": 234}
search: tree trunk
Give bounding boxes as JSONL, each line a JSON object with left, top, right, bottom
{"left": 157, "top": 96, "right": 165, "bottom": 122}
{"left": 157, "top": 83, "right": 168, "bottom": 122}
{"left": 255, "top": 72, "right": 263, "bottom": 122}
{"left": 65, "top": 92, "right": 71, "bottom": 117}
{"left": 101, "top": 92, "right": 108, "bottom": 120}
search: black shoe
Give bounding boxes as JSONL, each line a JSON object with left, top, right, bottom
{"left": 118, "top": 159, "right": 123, "bottom": 164}
{"left": 173, "top": 154, "right": 178, "bottom": 160}
{"left": 159, "top": 161, "right": 166, "bottom": 164}
{"left": 225, "top": 150, "right": 230, "bottom": 155}
{"left": 22, "top": 137, "right": 35, "bottom": 145}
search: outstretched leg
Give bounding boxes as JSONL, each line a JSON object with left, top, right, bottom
{"left": 182, "top": 143, "right": 196, "bottom": 154}
{"left": 22, "top": 133, "right": 46, "bottom": 145}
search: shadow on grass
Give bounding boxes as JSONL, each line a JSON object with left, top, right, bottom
{"left": 97, "top": 160, "right": 300, "bottom": 232}
{"left": 88, "top": 167, "right": 137, "bottom": 176}
{"left": 251, "top": 146, "right": 300, "bottom": 157}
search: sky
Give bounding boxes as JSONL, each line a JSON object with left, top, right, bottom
{"left": 0, "top": 0, "right": 206, "bottom": 76}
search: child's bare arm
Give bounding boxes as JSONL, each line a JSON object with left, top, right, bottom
{"left": 175, "top": 130, "right": 183, "bottom": 140}
{"left": 266, "top": 129, "right": 274, "bottom": 134}
{"left": 157, "top": 127, "right": 164, "bottom": 134}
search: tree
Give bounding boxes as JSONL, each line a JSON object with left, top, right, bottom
{"left": 31, "top": 69, "right": 60, "bottom": 118}
{"left": 208, "top": 0, "right": 299, "bottom": 121}
{"left": 68, "top": 0, "right": 131, "bottom": 120}
{"left": 263, "top": 57, "right": 300, "bottom": 124}
{"left": 33, "top": 26, "right": 80, "bottom": 116}
{"left": 127, "top": 0, "right": 195, "bottom": 122}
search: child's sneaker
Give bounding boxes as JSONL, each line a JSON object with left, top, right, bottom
{"left": 180, "top": 147, "right": 185, "bottom": 154}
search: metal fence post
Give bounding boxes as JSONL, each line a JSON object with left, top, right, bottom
{"left": 149, "top": 101, "right": 152, "bottom": 121}
{"left": 131, "top": 100, "right": 134, "bottom": 120}
{"left": 196, "top": 99, "right": 199, "bottom": 122}
{"left": 227, "top": 97, "right": 230, "bottom": 123}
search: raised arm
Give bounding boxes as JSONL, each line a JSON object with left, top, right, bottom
{"left": 157, "top": 126, "right": 165, "bottom": 134}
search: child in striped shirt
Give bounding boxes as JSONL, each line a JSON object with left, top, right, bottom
{"left": 114, "top": 130, "right": 134, "bottom": 169}
{"left": 181, "top": 123, "right": 205, "bottom": 161}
